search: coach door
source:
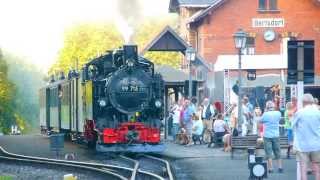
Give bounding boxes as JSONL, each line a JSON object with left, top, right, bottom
{"left": 71, "top": 78, "right": 79, "bottom": 132}
{"left": 60, "top": 82, "right": 71, "bottom": 131}
{"left": 39, "top": 88, "right": 49, "bottom": 129}
{"left": 49, "top": 86, "right": 59, "bottom": 131}
{"left": 78, "top": 77, "right": 84, "bottom": 133}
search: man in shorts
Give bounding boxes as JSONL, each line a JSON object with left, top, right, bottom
{"left": 292, "top": 94, "right": 320, "bottom": 180}
{"left": 260, "top": 101, "right": 283, "bottom": 173}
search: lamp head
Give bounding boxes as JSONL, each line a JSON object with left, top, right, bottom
{"left": 185, "top": 46, "right": 196, "bottom": 62}
{"left": 233, "top": 29, "right": 247, "bottom": 49}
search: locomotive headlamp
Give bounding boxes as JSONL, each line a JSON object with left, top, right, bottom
{"left": 99, "top": 99, "right": 107, "bottom": 107}
{"left": 155, "top": 100, "right": 162, "bottom": 108}
{"left": 127, "top": 59, "right": 135, "bottom": 67}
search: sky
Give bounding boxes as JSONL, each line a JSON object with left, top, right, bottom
{"left": 0, "top": 0, "right": 170, "bottom": 71}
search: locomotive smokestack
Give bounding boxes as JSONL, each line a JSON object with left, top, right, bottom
{"left": 123, "top": 45, "right": 138, "bottom": 61}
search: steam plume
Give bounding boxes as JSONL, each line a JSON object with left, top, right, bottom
{"left": 116, "top": 0, "right": 142, "bottom": 44}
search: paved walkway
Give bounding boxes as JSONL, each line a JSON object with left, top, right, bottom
{"left": 162, "top": 140, "right": 231, "bottom": 158}
{"left": 163, "top": 140, "right": 316, "bottom": 180}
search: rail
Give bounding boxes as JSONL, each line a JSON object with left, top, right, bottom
{"left": 141, "top": 154, "right": 174, "bottom": 180}
{"left": 0, "top": 147, "right": 127, "bottom": 180}
{"left": 0, "top": 146, "right": 173, "bottom": 180}
{"left": 119, "top": 155, "right": 139, "bottom": 180}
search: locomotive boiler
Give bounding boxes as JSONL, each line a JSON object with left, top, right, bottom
{"left": 40, "top": 45, "right": 165, "bottom": 152}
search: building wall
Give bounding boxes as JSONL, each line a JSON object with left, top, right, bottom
{"left": 193, "top": 0, "right": 320, "bottom": 74}
{"left": 178, "top": 7, "right": 205, "bottom": 47}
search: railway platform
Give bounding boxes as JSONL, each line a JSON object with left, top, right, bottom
{"left": 162, "top": 139, "right": 231, "bottom": 159}
{"left": 162, "top": 139, "right": 316, "bottom": 180}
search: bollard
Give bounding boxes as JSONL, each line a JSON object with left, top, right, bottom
{"left": 50, "top": 133, "right": 64, "bottom": 159}
{"left": 248, "top": 148, "right": 256, "bottom": 168}
{"left": 255, "top": 156, "right": 264, "bottom": 163}
{"left": 249, "top": 156, "right": 267, "bottom": 180}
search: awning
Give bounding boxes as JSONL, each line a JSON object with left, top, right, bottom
{"left": 214, "top": 54, "right": 287, "bottom": 72}
{"left": 140, "top": 26, "right": 211, "bottom": 70}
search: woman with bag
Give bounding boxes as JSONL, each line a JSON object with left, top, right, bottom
{"left": 230, "top": 103, "right": 239, "bottom": 137}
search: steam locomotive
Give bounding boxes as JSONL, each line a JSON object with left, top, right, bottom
{"left": 39, "top": 45, "right": 165, "bottom": 152}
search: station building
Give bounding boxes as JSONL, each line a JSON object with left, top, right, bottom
{"left": 168, "top": 0, "right": 320, "bottom": 104}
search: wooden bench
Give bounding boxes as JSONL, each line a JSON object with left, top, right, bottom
{"left": 230, "top": 135, "right": 289, "bottom": 159}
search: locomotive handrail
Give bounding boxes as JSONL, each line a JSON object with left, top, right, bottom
{"left": 138, "top": 56, "right": 154, "bottom": 75}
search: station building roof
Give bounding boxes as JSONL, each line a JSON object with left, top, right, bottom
{"left": 140, "top": 26, "right": 210, "bottom": 70}
{"left": 186, "top": 0, "right": 226, "bottom": 26}
{"left": 169, "top": 0, "right": 219, "bottom": 12}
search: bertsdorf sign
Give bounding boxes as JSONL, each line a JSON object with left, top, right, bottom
{"left": 252, "top": 18, "right": 285, "bottom": 28}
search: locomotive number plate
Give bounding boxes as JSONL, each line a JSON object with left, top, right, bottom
{"left": 121, "top": 85, "right": 139, "bottom": 92}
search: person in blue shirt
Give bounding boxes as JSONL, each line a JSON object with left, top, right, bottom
{"left": 182, "top": 99, "right": 195, "bottom": 146}
{"left": 260, "top": 101, "right": 283, "bottom": 173}
{"left": 292, "top": 93, "right": 320, "bottom": 180}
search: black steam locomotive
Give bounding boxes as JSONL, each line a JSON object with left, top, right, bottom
{"left": 40, "top": 45, "right": 165, "bottom": 152}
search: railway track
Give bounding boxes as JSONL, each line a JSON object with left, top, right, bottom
{"left": 119, "top": 154, "right": 174, "bottom": 180}
{"left": 0, "top": 146, "right": 174, "bottom": 180}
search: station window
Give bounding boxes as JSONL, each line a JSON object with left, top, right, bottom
{"left": 269, "top": 0, "right": 278, "bottom": 10}
{"left": 258, "top": 0, "right": 267, "bottom": 10}
{"left": 242, "top": 36, "right": 255, "bottom": 55}
{"left": 258, "top": 0, "right": 278, "bottom": 11}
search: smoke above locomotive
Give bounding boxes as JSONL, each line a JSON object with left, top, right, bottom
{"left": 40, "top": 45, "right": 165, "bottom": 152}
{"left": 116, "top": 0, "right": 142, "bottom": 43}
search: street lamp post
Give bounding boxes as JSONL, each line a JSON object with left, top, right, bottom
{"left": 186, "top": 46, "right": 196, "bottom": 100}
{"left": 233, "top": 29, "right": 247, "bottom": 133}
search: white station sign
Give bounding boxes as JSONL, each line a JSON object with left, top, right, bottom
{"left": 252, "top": 18, "right": 285, "bottom": 28}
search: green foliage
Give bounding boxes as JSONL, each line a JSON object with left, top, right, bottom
{"left": 6, "top": 54, "right": 45, "bottom": 129}
{"left": 0, "top": 52, "right": 44, "bottom": 134}
{"left": 50, "top": 15, "right": 180, "bottom": 73}
{"left": 0, "top": 55, "right": 17, "bottom": 134}
{"left": 50, "top": 22, "right": 123, "bottom": 74}
{"left": 144, "top": 51, "right": 182, "bottom": 68}
{"left": 134, "top": 16, "right": 181, "bottom": 68}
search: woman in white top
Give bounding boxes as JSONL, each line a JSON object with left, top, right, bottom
{"left": 213, "top": 114, "right": 231, "bottom": 151}
{"left": 170, "top": 101, "right": 182, "bottom": 142}
{"left": 252, "top": 107, "right": 262, "bottom": 135}
{"left": 213, "top": 117, "right": 227, "bottom": 133}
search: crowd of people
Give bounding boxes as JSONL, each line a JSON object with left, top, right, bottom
{"left": 169, "top": 93, "right": 320, "bottom": 179}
